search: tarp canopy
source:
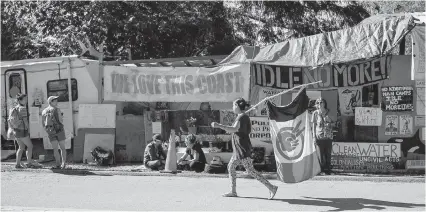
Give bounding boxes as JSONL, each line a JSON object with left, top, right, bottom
{"left": 220, "top": 13, "right": 422, "bottom": 67}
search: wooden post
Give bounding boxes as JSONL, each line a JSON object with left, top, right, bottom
{"left": 98, "top": 43, "right": 104, "bottom": 104}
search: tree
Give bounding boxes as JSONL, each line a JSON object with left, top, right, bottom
{"left": 2, "top": 1, "right": 424, "bottom": 61}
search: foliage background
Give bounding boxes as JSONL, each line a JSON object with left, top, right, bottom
{"left": 1, "top": 1, "right": 424, "bottom": 61}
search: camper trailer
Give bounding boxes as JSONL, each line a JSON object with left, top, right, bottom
{"left": 1, "top": 56, "right": 101, "bottom": 153}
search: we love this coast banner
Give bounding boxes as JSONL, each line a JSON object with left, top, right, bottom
{"left": 103, "top": 64, "right": 250, "bottom": 102}
{"left": 251, "top": 56, "right": 390, "bottom": 90}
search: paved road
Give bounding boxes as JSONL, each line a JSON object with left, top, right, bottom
{"left": 1, "top": 171, "right": 425, "bottom": 211}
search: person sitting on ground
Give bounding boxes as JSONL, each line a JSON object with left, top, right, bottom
{"left": 177, "top": 134, "right": 206, "bottom": 173}
{"left": 143, "top": 134, "right": 167, "bottom": 170}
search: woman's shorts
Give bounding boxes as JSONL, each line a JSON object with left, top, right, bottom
{"left": 14, "top": 129, "right": 29, "bottom": 139}
{"left": 48, "top": 130, "right": 66, "bottom": 142}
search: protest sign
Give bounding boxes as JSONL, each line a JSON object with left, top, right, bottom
{"left": 355, "top": 107, "right": 382, "bottom": 126}
{"left": 103, "top": 64, "right": 250, "bottom": 102}
{"left": 252, "top": 56, "right": 388, "bottom": 90}
{"left": 381, "top": 86, "right": 414, "bottom": 111}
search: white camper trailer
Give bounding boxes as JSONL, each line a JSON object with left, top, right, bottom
{"left": 1, "top": 56, "right": 100, "bottom": 151}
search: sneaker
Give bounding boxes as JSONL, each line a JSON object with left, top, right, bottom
{"left": 269, "top": 185, "right": 278, "bottom": 200}
{"left": 222, "top": 192, "right": 238, "bottom": 197}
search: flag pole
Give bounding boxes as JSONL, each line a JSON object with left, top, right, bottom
{"left": 244, "top": 81, "right": 323, "bottom": 114}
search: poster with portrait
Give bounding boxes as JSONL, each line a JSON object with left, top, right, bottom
{"left": 400, "top": 115, "right": 413, "bottom": 135}
{"left": 385, "top": 115, "right": 398, "bottom": 136}
{"left": 338, "top": 87, "right": 362, "bottom": 116}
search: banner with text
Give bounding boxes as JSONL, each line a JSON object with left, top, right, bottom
{"left": 104, "top": 64, "right": 250, "bottom": 102}
{"left": 251, "top": 56, "right": 389, "bottom": 90}
{"left": 381, "top": 86, "right": 414, "bottom": 111}
{"left": 332, "top": 142, "right": 401, "bottom": 171}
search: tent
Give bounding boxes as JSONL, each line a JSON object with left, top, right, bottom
{"left": 219, "top": 12, "right": 425, "bottom": 67}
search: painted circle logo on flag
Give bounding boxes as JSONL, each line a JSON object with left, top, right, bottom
{"left": 275, "top": 120, "right": 305, "bottom": 160}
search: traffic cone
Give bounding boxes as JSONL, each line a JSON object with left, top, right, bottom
{"left": 160, "top": 130, "right": 181, "bottom": 174}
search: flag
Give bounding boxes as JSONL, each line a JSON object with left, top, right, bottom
{"left": 267, "top": 87, "right": 321, "bottom": 183}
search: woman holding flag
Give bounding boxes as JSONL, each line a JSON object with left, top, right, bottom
{"left": 211, "top": 98, "right": 278, "bottom": 199}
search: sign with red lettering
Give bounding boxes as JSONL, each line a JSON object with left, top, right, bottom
{"left": 251, "top": 56, "right": 389, "bottom": 90}
{"left": 103, "top": 64, "right": 250, "bottom": 102}
{"left": 381, "top": 86, "right": 414, "bottom": 111}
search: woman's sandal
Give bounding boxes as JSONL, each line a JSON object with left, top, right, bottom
{"left": 269, "top": 186, "right": 278, "bottom": 200}
{"left": 50, "top": 165, "right": 61, "bottom": 170}
{"left": 15, "top": 164, "right": 25, "bottom": 169}
{"left": 222, "top": 192, "right": 238, "bottom": 197}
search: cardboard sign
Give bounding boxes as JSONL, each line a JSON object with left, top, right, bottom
{"left": 415, "top": 116, "right": 425, "bottom": 127}
{"left": 400, "top": 115, "right": 413, "bottom": 135}
{"left": 78, "top": 104, "right": 116, "bottom": 128}
{"left": 355, "top": 107, "right": 382, "bottom": 126}
{"left": 385, "top": 115, "right": 398, "bottom": 135}
{"left": 381, "top": 86, "right": 414, "bottom": 111}
{"left": 338, "top": 87, "right": 362, "bottom": 116}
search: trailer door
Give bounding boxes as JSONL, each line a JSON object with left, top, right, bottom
{"left": 4, "top": 69, "right": 27, "bottom": 139}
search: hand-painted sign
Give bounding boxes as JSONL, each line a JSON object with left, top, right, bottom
{"left": 338, "top": 87, "right": 362, "bottom": 116}
{"left": 399, "top": 115, "right": 413, "bottom": 135}
{"left": 381, "top": 86, "right": 414, "bottom": 111}
{"left": 355, "top": 107, "right": 382, "bottom": 126}
{"left": 385, "top": 115, "right": 399, "bottom": 136}
{"left": 103, "top": 64, "right": 250, "bottom": 102}
{"left": 331, "top": 142, "right": 401, "bottom": 171}
{"left": 251, "top": 57, "right": 388, "bottom": 90}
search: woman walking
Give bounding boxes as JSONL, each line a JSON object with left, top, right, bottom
{"left": 7, "top": 93, "right": 37, "bottom": 168}
{"left": 211, "top": 98, "right": 278, "bottom": 199}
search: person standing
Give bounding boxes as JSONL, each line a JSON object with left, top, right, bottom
{"left": 211, "top": 98, "right": 278, "bottom": 199}
{"left": 311, "top": 97, "right": 334, "bottom": 175}
{"left": 42, "top": 96, "right": 67, "bottom": 169}
{"left": 7, "top": 93, "right": 37, "bottom": 168}
{"left": 177, "top": 134, "right": 207, "bottom": 173}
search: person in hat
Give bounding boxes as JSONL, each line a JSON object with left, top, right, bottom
{"left": 177, "top": 134, "right": 206, "bottom": 173}
{"left": 8, "top": 93, "right": 38, "bottom": 168}
{"left": 42, "top": 96, "right": 67, "bottom": 169}
{"left": 143, "top": 134, "right": 167, "bottom": 170}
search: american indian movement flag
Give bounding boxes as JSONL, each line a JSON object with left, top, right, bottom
{"left": 266, "top": 87, "right": 321, "bottom": 183}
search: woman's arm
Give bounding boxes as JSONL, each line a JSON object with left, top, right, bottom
{"left": 212, "top": 114, "right": 243, "bottom": 133}
{"left": 178, "top": 153, "right": 189, "bottom": 163}
{"left": 190, "top": 152, "right": 200, "bottom": 162}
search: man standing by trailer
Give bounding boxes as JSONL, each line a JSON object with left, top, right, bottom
{"left": 42, "top": 96, "right": 67, "bottom": 169}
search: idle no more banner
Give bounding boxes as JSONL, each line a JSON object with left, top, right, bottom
{"left": 251, "top": 56, "right": 389, "bottom": 90}
{"left": 103, "top": 64, "right": 250, "bottom": 102}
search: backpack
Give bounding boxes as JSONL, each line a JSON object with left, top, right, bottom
{"left": 6, "top": 107, "right": 20, "bottom": 139}
{"left": 43, "top": 108, "right": 60, "bottom": 135}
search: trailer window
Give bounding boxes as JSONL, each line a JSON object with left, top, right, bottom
{"left": 9, "top": 73, "right": 22, "bottom": 98}
{"left": 47, "top": 79, "right": 78, "bottom": 102}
